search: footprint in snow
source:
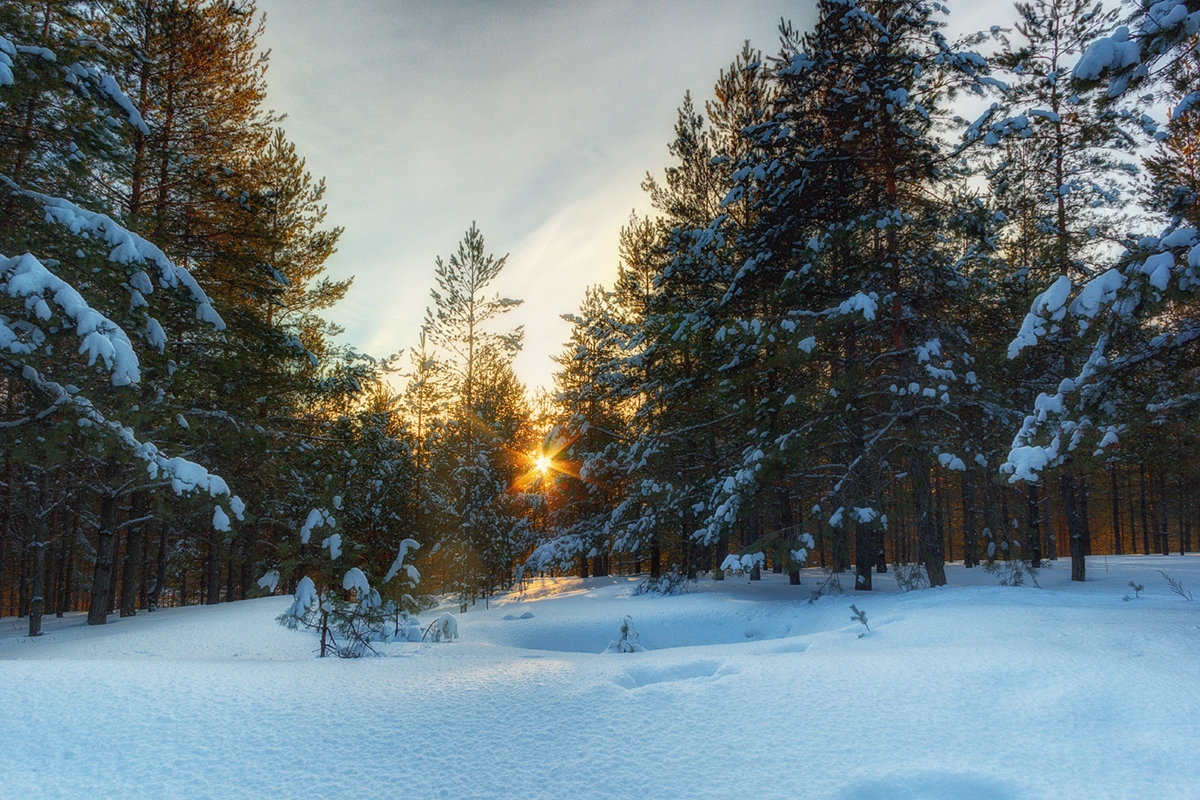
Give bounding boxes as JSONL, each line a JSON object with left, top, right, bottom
{"left": 615, "top": 660, "right": 735, "bottom": 689}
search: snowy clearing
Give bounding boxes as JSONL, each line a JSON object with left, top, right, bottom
{"left": 2, "top": 556, "right": 1198, "bottom": 800}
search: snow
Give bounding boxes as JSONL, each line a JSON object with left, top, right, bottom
{"left": 383, "top": 538, "right": 420, "bottom": 584}
{"left": 1073, "top": 26, "right": 1141, "bottom": 81}
{"left": 2, "top": 252, "right": 140, "bottom": 385}
{"left": 2, "top": 558, "right": 1199, "bottom": 799}
{"left": 299, "top": 508, "right": 330, "bottom": 544}
{"left": 322, "top": 532, "right": 342, "bottom": 560}
{"left": 834, "top": 291, "right": 878, "bottom": 321}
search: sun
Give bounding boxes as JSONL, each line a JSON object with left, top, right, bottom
{"left": 534, "top": 453, "right": 553, "bottom": 475}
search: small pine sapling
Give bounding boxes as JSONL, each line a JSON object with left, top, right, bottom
{"left": 850, "top": 604, "right": 870, "bottom": 638}
{"left": 1123, "top": 580, "right": 1145, "bottom": 601}
{"left": 1157, "top": 570, "right": 1193, "bottom": 601}
{"left": 607, "top": 614, "right": 646, "bottom": 653}
{"left": 808, "top": 570, "right": 844, "bottom": 603}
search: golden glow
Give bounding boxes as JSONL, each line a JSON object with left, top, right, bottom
{"left": 534, "top": 453, "right": 553, "bottom": 475}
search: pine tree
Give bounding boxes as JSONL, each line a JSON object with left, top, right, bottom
{"left": 0, "top": 1, "right": 245, "bottom": 622}
{"left": 1000, "top": 3, "right": 1200, "bottom": 579}
{"left": 699, "top": 0, "right": 997, "bottom": 588}
{"left": 422, "top": 223, "right": 526, "bottom": 608}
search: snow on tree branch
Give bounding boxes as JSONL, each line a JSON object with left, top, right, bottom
{"left": 5, "top": 183, "right": 225, "bottom": 330}
{"left": 2, "top": 252, "right": 141, "bottom": 385}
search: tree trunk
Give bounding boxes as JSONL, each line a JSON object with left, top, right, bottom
{"left": 147, "top": 523, "right": 167, "bottom": 610}
{"left": 1139, "top": 464, "right": 1151, "bottom": 555}
{"left": 120, "top": 492, "right": 149, "bottom": 617}
{"left": 1156, "top": 471, "right": 1169, "bottom": 556}
{"left": 206, "top": 524, "right": 222, "bottom": 605}
{"left": 1110, "top": 467, "right": 1122, "bottom": 555}
{"left": 854, "top": 521, "right": 872, "bottom": 591}
{"left": 0, "top": 453, "right": 11, "bottom": 615}
{"left": 1026, "top": 483, "right": 1042, "bottom": 568}
{"left": 961, "top": 472, "right": 977, "bottom": 568}
{"left": 17, "top": 536, "right": 29, "bottom": 617}
{"left": 1078, "top": 477, "right": 1092, "bottom": 556}
{"left": 913, "top": 461, "right": 947, "bottom": 586}
{"left": 88, "top": 478, "right": 120, "bottom": 625}
{"left": 58, "top": 523, "right": 76, "bottom": 618}
{"left": 1060, "top": 473, "right": 1086, "bottom": 582}
{"left": 28, "top": 542, "right": 44, "bottom": 637}
{"left": 934, "top": 474, "right": 949, "bottom": 564}
{"left": 745, "top": 514, "right": 762, "bottom": 580}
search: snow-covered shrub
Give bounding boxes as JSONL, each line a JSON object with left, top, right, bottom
{"left": 604, "top": 615, "right": 646, "bottom": 653}
{"left": 634, "top": 572, "right": 695, "bottom": 596}
{"left": 422, "top": 613, "right": 458, "bottom": 642}
{"left": 985, "top": 559, "right": 1040, "bottom": 588}
{"left": 720, "top": 552, "right": 765, "bottom": 580}
{"left": 892, "top": 563, "right": 930, "bottom": 593}
{"left": 808, "top": 570, "right": 844, "bottom": 603}
{"left": 274, "top": 506, "right": 423, "bottom": 657}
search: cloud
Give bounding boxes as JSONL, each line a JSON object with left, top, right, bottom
{"left": 256, "top": 0, "right": 819, "bottom": 387}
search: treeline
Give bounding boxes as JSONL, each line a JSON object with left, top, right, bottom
{"left": 0, "top": 0, "right": 421, "bottom": 627}
{"left": 4, "top": 0, "right": 1199, "bottom": 632}
{"left": 531, "top": 0, "right": 1200, "bottom": 590}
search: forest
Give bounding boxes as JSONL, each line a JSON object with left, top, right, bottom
{"left": 2, "top": 0, "right": 1199, "bottom": 639}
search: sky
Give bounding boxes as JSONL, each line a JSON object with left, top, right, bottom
{"left": 253, "top": 1, "right": 1001, "bottom": 393}
{"left": 253, "top": 0, "right": 817, "bottom": 391}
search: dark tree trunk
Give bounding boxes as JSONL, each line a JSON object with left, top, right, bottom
{"left": 28, "top": 542, "right": 45, "bottom": 637}
{"left": 148, "top": 523, "right": 168, "bottom": 610}
{"left": 1181, "top": 488, "right": 1192, "bottom": 555}
{"left": 88, "top": 480, "right": 120, "bottom": 625}
{"left": 206, "top": 524, "right": 221, "bottom": 605}
{"left": 224, "top": 552, "right": 236, "bottom": 601}
{"left": 1079, "top": 477, "right": 1092, "bottom": 556}
{"left": 107, "top": 527, "right": 121, "bottom": 616}
{"left": 1060, "top": 474, "right": 1086, "bottom": 582}
{"left": 237, "top": 527, "right": 254, "bottom": 601}
{"left": 1026, "top": 484, "right": 1042, "bottom": 568}
{"left": 17, "top": 537, "right": 29, "bottom": 617}
{"left": 1154, "top": 471, "right": 1169, "bottom": 556}
{"left": 778, "top": 488, "right": 801, "bottom": 584}
{"left": 854, "top": 522, "right": 872, "bottom": 591}
{"left": 120, "top": 492, "right": 149, "bottom": 617}
{"left": 49, "top": 537, "right": 64, "bottom": 619}
{"left": 0, "top": 454, "right": 10, "bottom": 614}
{"left": 998, "top": 486, "right": 1013, "bottom": 561}
{"left": 58, "top": 525, "right": 75, "bottom": 618}
{"left": 1139, "top": 464, "right": 1151, "bottom": 555}
{"left": 747, "top": 514, "right": 762, "bottom": 580}
{"left": 961, "top": 473, "right": 977, "bottom": 568}
{"left": 935, "top": 474, "right": 950, "bottom": 564}
{"left": 1110, "top": 468, "right": 1122, "bottom": 555}
{"left": 913, "top": 462, "right": 947, "bottom": 586}
{"left": 649, "top": 537, "right": 662, "bottom": 579}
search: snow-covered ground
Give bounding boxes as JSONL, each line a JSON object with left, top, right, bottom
{"left": 2, "top": 555, "right": 1198, "bottom": 799}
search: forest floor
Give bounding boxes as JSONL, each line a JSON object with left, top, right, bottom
{"left": 2, "top": 555, "right": 1198, "bottom": 799}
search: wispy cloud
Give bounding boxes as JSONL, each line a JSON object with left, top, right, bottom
{"left": 257, "top": 0, "right": 819, "bottom": 386}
